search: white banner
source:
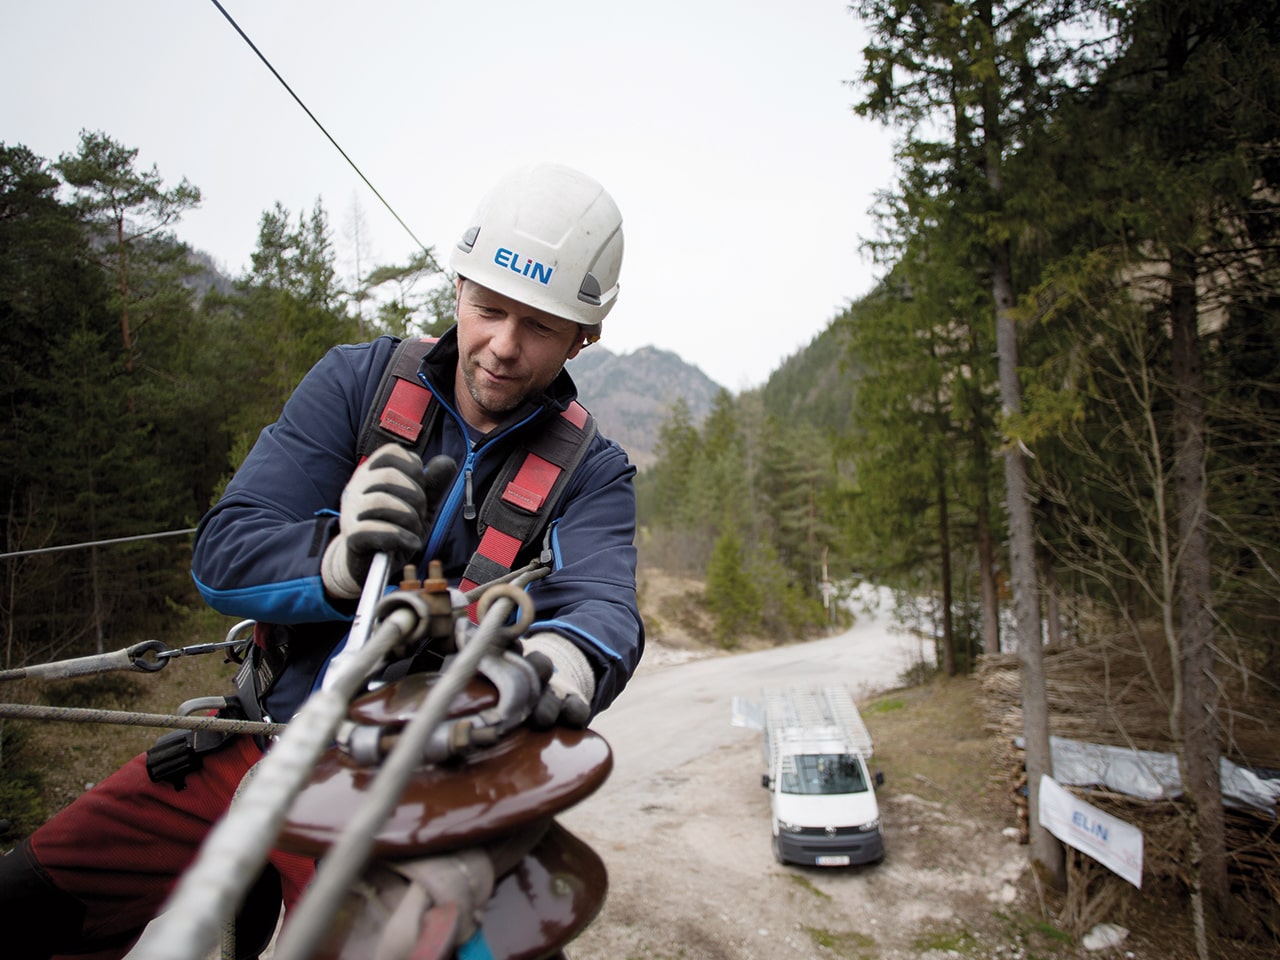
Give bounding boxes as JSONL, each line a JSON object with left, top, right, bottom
{"left": 1038, "top": 775, "right": 1144, "bottom": 889}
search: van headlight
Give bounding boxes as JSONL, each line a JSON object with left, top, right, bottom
{"left": 859, "top": 819, "right": 881, "bottom": 832}
{"left": 777, "top": 820, "right": 802, "bottom": 834}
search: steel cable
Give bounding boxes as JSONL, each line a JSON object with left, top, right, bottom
{"left": 0, "top": 703, "right": 283, "bottom": 737}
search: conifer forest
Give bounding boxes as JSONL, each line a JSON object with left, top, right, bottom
{"left": 3, "top": 3, "right": 1280, "bottom": 954}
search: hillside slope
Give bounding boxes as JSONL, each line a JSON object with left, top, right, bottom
{"left": 569, "top": 344, "right": 722, "bottom": 470}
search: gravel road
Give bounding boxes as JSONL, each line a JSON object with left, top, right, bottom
{"left": 556, "top": 592, "right": 1037, "bottom": 960}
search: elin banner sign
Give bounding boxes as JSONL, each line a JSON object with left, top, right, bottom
{"left": 1039, "top": 774, "right": 1144, "bottom": 888}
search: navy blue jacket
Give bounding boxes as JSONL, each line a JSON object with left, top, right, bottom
{"left": 191, "top": 330, "right": 643, "bottom": 720}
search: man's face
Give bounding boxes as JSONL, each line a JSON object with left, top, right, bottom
{"left": 454, "top": 278, "right": 585, "bottom": 432}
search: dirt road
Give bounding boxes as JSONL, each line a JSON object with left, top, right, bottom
{"left": 556, "top": 604, "right": 1046, "bottom": 960}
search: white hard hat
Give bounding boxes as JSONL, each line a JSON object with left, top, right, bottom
{"left": 449, "top": 163, "right": 624, "bottom": 337}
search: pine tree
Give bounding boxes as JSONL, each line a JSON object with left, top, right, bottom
{"left": 705, "top": 528, "right": 760, "bottom": 647}
{"left": 1016, "top": 1, "right": 1280, "bottom": 942}
{"left": 850, "top": 0, "right": 1116, "bottom": 886}
{"left": 211, "top": 199, "right": 361, "bottom": 481}
{"left": 54, "top": 131, "right": 200, "bottom": 392}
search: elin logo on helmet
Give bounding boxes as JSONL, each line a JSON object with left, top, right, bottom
{"left": 494, "top": 247, "right": 555, "bottom": 285}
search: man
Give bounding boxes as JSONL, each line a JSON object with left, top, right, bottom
{"left": 0, "top": 162, "right": 643, "bottom": 959}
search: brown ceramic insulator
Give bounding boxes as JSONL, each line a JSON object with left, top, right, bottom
{"left": 279, "top": 725, "right": 612, "bottom": 859}
{"left": 473, "top": 820, "right": 608, "bottom": 960}
{"left": 348, "top": 672, "right": 500, "bottom": 728}
{"left": 315, "top": 820, "right": 606, "bottom": 960}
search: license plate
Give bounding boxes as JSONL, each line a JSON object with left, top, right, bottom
{"left": 816, "top": 855, "right": 850, "bottom": 866}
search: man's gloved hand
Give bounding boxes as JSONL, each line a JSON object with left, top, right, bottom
{"left": 321, "top": 447, "right": 456, "bottom": 600}
{"left": 521, "top": 632, "right": 596, "bottom": 729}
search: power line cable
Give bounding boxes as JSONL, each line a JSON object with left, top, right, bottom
{"left": 207, "top": 0, "right": 431, "bottom": 254}
{"left": 0, "top": 703, "right": 285, "bottom": 737}
{"left": 10, "top": 11, "right": 430, "bottom": 565}
{"left": 0, "top": 528, "right": 198, "bottom": 561}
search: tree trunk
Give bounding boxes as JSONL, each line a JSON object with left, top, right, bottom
{"left": 977, "top": 511, "right": 1001, "bottom": 655}
{"left": 115, "top": 217, "right": 133, "bottom": 373}
{"left": 995, "top": 236, "right": 1064, "bottom": 887}
{"left": 1169, "top": 248, "right": 1228, "bottom": 945}
{"left": 86, "top": 464, "right": 105, "bottom": 655}
{"left": 972, "top": 408, "right": 1001, "bottom": 655}
{"left": 936, "top": 464, "right": 956, "bottom": 675}
{"left": 115, "top": 217, "right": 137, "bottom": 417}
{"left": 977, "top": 0, "right": 1063, "bottom": 876}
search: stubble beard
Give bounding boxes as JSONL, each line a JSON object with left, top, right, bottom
{"left": 462, "top": 359, "right": 524, "bottom": 422}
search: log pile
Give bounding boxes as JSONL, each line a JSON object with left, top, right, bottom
{"left": 976, "top": 636, "right": 1280, "bottom": 936}
{"left": 977, "top": 644, "right": 1279, "bottom": 765}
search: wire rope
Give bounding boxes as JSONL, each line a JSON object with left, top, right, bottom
{"left": 207, "top": 0, "right": 431, "bottom": 254}
{"left": 0, "top": 703, "right": 284, "bottom": 737}
{"left": 0, "top": 528, "right": 197, "bottom": 561}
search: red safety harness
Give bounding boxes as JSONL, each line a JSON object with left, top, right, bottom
{"left": 356, "top": 336, "right": 597, "bottom": 592}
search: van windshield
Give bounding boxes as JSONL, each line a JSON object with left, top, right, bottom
{"left": 781, "top": 754, "right": 868, "bottom": 795}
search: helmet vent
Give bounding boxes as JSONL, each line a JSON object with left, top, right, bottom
{"left": 577, "top": 273, "right": 602, "bottom": 306}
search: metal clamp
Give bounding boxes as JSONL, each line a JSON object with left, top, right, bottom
{"left": 127, "top": 640, "right": 170, "bottom": 673}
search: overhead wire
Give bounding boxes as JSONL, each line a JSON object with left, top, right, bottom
{"left": 0, "top": 703, "right": 285, "bottom": 738}
{"left": 8, "top": 8, "right": 429, "bottom": 567}
{"left": 0, "top": 528, "right": 197, "bottom": 561}
{"left": 207, "top": 0, "right": 431, "bottom": 254}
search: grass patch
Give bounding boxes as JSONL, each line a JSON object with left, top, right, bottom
{"left": 786, "top": 872, "right": 832, "bottom": 900}
{"left": 863, "top": 697, "right": 906, "bottom": 715}
{"left": 911, "top": 924, "right": 980, "bottom": 953}
{"left": 993, "top": 911, "right": 1077, "bottom": 953}
{"left": 802, "top": 925, "right": 876, "bottom": 957}
{"left": 1030, "top": 918, "right": 1075, "bottom": 945}
{"left": 862, "top": 676, "right": 995, "bottom": 812}
{"left": 929, "top": 910, "right": 1079, "bottom": 959}
{"left": 48, "top": 672, "right": 144, "bottom": 709}
{"left": 0, "top": 722, "right": 46, "bottom": 837}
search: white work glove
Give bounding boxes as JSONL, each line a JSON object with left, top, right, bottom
{"left": 321, "top": 447, "right": 456, "bottom": 600}
{"left": 521, "top": 632, "right": 596, "bottom": 729}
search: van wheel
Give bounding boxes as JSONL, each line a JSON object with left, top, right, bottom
{"left": 772, "top": 834, "right": 786, "bottom": 865}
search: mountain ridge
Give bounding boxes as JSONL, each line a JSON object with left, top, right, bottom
{"left": 568, "top": 344, "right": 722, "bottom": 470}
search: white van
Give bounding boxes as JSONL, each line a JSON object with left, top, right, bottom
{"left": 738, "top": 686, "right": 884, "bottom": 867}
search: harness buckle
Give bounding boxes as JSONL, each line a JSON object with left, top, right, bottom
{"left": 144, "top": 698, "right": 252, "bottom": 789}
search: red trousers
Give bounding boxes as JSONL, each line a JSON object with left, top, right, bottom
{"left": 13, "top": 735, "right": 314, "bottom": 959}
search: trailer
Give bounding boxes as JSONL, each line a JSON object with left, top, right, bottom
{"left": 750, "top": 685, "right": 884, "bottom": 866}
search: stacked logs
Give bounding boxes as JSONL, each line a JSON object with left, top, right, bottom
{"left": 976, "top": 636, "right": 1280, "bottom": 934}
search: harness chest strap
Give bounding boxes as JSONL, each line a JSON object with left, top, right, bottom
{"left": 459, "top": 399, "right": 595, "bottom": 593}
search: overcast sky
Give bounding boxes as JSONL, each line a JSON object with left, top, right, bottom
{"left": 4, "top": 1, "right": 899, "bottom": 391}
